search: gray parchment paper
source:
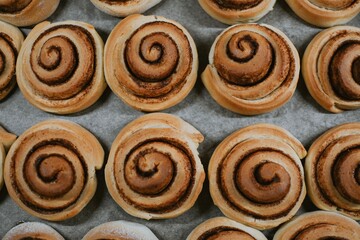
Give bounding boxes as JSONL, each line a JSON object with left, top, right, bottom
{"left": 0, "top": 0, "right": 359, "bottom": 239}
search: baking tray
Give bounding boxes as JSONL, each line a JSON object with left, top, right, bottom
{"left": 0, "top": 0, "right": 359, "bottom": 239}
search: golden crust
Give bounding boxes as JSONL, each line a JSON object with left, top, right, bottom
{"left": 3, "top": 222, "right": 64, "bottom": 240}
{"left": 209, "top": 124, "right": 306, "bottom": 229}
{"left": 90, "top": 0, "right": 162, "bottom": 17}
{"left": 105, "top": 113, "right": 205, "bottom": 219}
{"left": 285, "top": 0, "right": 360, "bottom": 28}
{"left": 0, "top": 0, "right": 60, "bottom": 27}
{"left": 186, "top": 217, "right": 267, "bottom": 240}
{"left": 198, "top": 0, "right": 276, "bottom": 25}
{"left": 4, "top": 119, "right": 104, "bottom": 221}
{"left": 274, "top": 211, "right": 360, "bottom": 240}
{"left": 82, "top": 220, "right": 158, "bottom": 240}
{"left": 0, "top": 126, "right": 16, "bottom": 190}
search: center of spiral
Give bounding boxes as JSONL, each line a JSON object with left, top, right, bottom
{"left": 125, "top": 150, "right": 174, "bottom": 195}
{"left": 25, "top": 154, "right": 75, "bottom": 198}
{"left": 126, "top": 31, "right": 179, "bottom": 82}
{"left": 329, "top": 41, "right": 360, "bottom": 100}
{"left": 333, "top": 149, "right": 360, "bottom": 204}
{"left": 214, "top": 31, "right": 273, "bottom": 86}
{"left": 236, "top": 159, "right": 291, "bottom": 204}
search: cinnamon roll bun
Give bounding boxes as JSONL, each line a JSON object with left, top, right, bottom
{"left": 186, "top": 217, "right": 267, "bottom": 240}
{"left": 303, "top": 26, "right": 360, "bottom": 113}
{"left": 0, "top": 0, "right": 60, "bottom": 27}
{"left": 82, "top": 220, "right": 158, "bottom": 240}
{"left": 0, "top": 126, "right": 16, "bottom": 190}
{"left": 306, "top": 123, "right": 360, "bottom": 219}
{"left": 90, "top": 0, "right": 162, "bottom": 17}
{"left": 3, "top": 222, "right": 64, "bottom": 240}
{"left": 273, "top": 211, "right": 360, "bottom": 240}
{"left": 104, "top": 14, "right": 198, "bottom": 112}
{"left": 202, "top": 24, "right": 300, "bottom": 115}
{"left": 0, "top": 21, "right": 23, "bottom": 100}
{"left": 4, "top": 119, "right": 104, "bottom": 221}
{"left": 105, "top": 113, "right": 205, "bottom": 219}
{"left": 198, "top": 0, "right": 276, "bottom": 25}
{"left": 209, "top": 124, "right": 307, "bottom": 229}
{"left": 16, "top": 21, "right": 106, "bottom": 114}
{"left": 285, "top": 0, "right": 360, "bottom": 28}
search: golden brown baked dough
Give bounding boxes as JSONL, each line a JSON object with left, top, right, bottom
{"left": 104, "top": 14, "right": 198, "bottom": 112}
{"left": 4, "top": 119, "right": 104, "bottom": 221}
{"left": 202, "top": 24, "right": 300, "bottom": 115}
{"left": 198, "top": 0, "right": 276, "bottom": 25}
{"left": 105, "top": 113, "right": 205, "bottom": 219}
{"left": 303, "top": 26, "right": 360, "bottom": 113}
{"left": 186, "top": 217, "right": 267, "bottom": 240}
{"left": 209, "top": 124, "right": 307, "bottom": 229}
{"left": 3, "top": 222, "right": 64, "bottom": 240}
{"left": 0, "top": 21, "right": 23, "bottom": 100}
{"left": 0, "top": 126, "right": 16, "bottom": 190}
{"left": 285, "top": 0, "right": 359, "bottom": 28}
{"left": 0, "top": 0, "right": 60, "bottom": 27}
{"left": 82, "top": 220, "right": 159, "bottom": 240}
{"left": 16, "top": 21, "right": 106, "bottom": 114}
{"left": 90, "top": 0, "right": 162, "bottom": 17}
{"left": 273, "top": 211, "right": 360, "bottom": 240}
{"left": 306, "top": 123, "right": 360, "bottom": 219}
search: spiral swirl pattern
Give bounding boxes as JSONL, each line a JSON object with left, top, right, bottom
{"left": 16, "top": 21, "right": 106, "bottom": 114}
{"left": 202, "top": 24, "right": 300, "bottom": 115}
{"left": 186, "top": 217, "right": 267, "bottom": 240}
{"left": 198, "top": 0, "right": 276, "bottom": 24}
{"left": 90, "top": 0, "right": 162, "bottom": 17}
{"left": 0, "top": 0, "right": 60, "bottom": 27}
{"left": 306, "top": 123, "right": 360, "bottom": 219}
{"left": 303, "top": 26, "right": 360, "bottom": 113}
{"left": 106, "top": 113, "right": 205, "bottom": 219}
{"left": 285, "top": 0, "right": 359, "bottom": 27}
{"left": 82, "top": 220, "right": 159, "bottom": 240}
{"left": 209, "top": 124, "right": 306, "bottom": 229}
{"left": 4, "top": 120, "right": 104, "bottom": 221}
{"left": 0, "top": 21, "right": 23, "bottom": 100}
{"left": 273, "top": 211, "right": 360, "bottom": 240}
{"left": 3, "top": 222, "right": 64, "bottom": 240}
{"left": 105, "top": 14, "right": 198, "bottom": 112}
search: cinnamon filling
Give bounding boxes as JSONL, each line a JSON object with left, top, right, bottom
{"left": 212, "top": 0, "right": 263, "bottom": 10}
